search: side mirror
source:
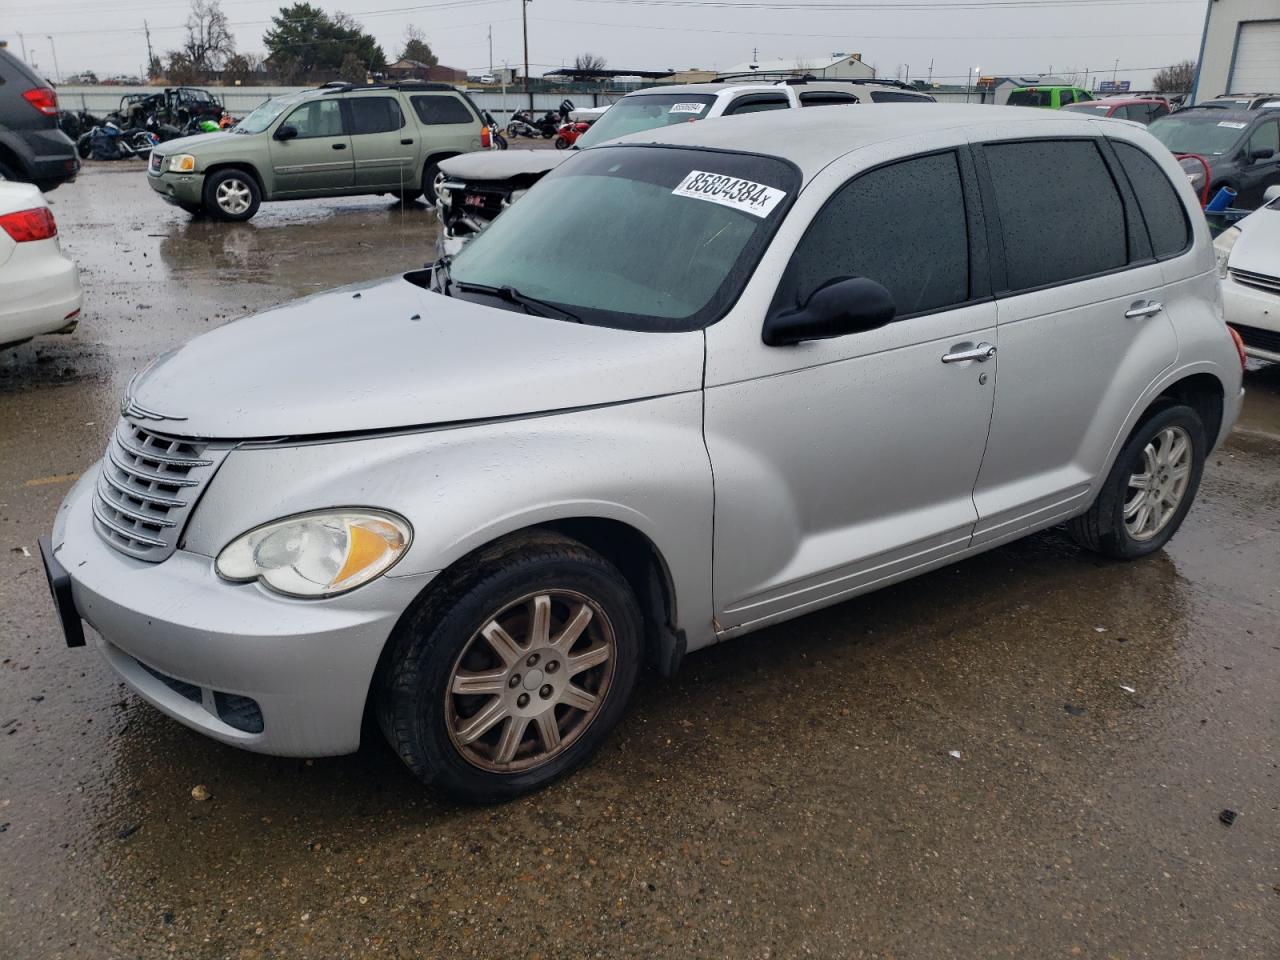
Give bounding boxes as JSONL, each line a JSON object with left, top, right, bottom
{"left": 1264, "top": 184, "right": 1280, "bottom": 205}
{"left": 274, "top": 124, "right": 298, "bottom": 141}
{"left": 763, "top": 277, "right": 896, "bottom": 347}
{"left": 1249, "top": 146, "right": 1275, "bottom": 162}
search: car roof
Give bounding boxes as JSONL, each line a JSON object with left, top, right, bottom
{"left": 1166, "top": 107, "right": 1257, "bottom": 121}
{"left": 604, "top": 103, "right": 1115, "bottom": 179}
{"left": 1010, "top": 84, "right": 1081, "bottom": 90}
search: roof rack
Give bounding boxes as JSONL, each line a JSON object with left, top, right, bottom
{"left": 711, "top": 72, "right": 920, "bottom": 91}
{"left": 318, "top": 79, "right": 458, "bottom": 95}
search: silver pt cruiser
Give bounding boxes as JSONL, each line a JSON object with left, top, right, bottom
{"left": 42, "top": 107, "right": 1244, "bottom": 802}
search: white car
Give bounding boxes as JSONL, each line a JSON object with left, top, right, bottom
{"left": 1215, "top": 184, "right": 1280, "bottom": 362}
{"left": 0, "top": 182, "right": 82, "bottom": 350}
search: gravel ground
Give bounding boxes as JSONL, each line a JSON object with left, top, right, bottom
{"left": 0, "top": 162, "right": 1277, "bottom": 960}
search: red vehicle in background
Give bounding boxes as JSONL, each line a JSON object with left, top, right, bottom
{"left": 1061, "top": 97, "right": 1171, "bottom": 125}
{"left": 554, "top": 120, "right": 592, "bottom": 149}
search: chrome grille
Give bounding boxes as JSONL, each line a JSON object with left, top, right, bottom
{"left": 1229, "top": 268, "right": 1280, "bottom": 295}
{"left": 92, "top": 420, "right": 230, "bottom": 561}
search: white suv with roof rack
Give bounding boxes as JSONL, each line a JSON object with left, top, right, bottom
{"left": 434, "top": 77, "right": 934, "bottom": 254}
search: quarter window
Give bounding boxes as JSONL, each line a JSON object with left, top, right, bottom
{"left": 348, "top": 97, "right": 404, "bottom": 135}
{"left": 800, "top": 92, "right": 859, "bottom": 106}
{"left": 1112, "top": 141, "right": 1190, "bottom": 258}
{"left": 725, "top": 95, "right": 790, "bottom": 115}
{"left": 411, "top": 94, "right": 475, "bottom": 125}
{"left": 774, "top": 151, "right": 970, "bottom": 319}
{"left": 983, "top": 139, "right": 1127, "bottom": 291}
{"left": 868, "top": 90, "right": 930, "bottom": 103}
{"left": 283, "top": 99, "right": 345, "bottom": 139}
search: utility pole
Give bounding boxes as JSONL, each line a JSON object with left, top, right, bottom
{"left": 904, "top": 63, "right": 909, "bottom": 84}
{"left": 522, "top": 0, "right": 532, "bottom": 109}
{"left": 1112, "top": 58, "right": 1119, "bottom": 82}
{"left": 488, "top": 24, "right": 493, "bottom": 75}
{"left": 46, "top": 35, "right": 61, "bottom": 84}
{"left": 927, "top": 58, "right": 933, "bottom": 86}
{"left": 17, "top": 32, "right": 28, "bottom": 63}
{"left": 144, "top": 20, "right": 155, "bottom": 78}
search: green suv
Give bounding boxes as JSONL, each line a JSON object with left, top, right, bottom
{"left": 147, "top": 81, "right": 484, "bottom": 221}
{"left": 1006, "top": 86, "right": 1094, "bottom": 110}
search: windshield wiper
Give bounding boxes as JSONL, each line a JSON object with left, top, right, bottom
{"left": 453, "top": 281, "right": 582, "bottom": 323}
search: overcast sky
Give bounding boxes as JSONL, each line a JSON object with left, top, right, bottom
{"left": 4, "top": 0, "right": 1205, "bottom": 88}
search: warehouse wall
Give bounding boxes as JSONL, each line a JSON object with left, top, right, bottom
{"left": 1193, "top": 0, "right": 1280, "bottom": 103}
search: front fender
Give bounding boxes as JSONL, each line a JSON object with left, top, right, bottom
{"left": 182, "top": 393, "right": 715, "bottom": 645}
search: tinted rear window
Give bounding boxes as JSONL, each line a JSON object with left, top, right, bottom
{"left": 1111, "top": 141, "right": 1189, "bottom": 258}
{"left": 411, "top": 94, "right": 475, "bottom": 125}
{"left": 800, "top": 92, "right": 859, "bottom": 106}
{"left": 869, "top": 90, "right": 929, "bottom": 103}
{"left": 348, "top": 97, "right": 404, "bottom": 135}
{"left": 1008, "top": 90, "right": 1051, "bottom": 107}
{"left": 984, "top": 139, "right": 1127, "bottom": 291}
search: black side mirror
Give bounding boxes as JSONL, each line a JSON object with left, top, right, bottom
{"left": 1249, "top": 146, "right": 1276, "bottom": 162}
{"left": 274, "top": 124, "right": 298, "bottom": 141}
{"left": 763, "top": 277, "right": 897, "bottom": 346}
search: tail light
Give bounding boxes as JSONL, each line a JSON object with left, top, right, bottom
{"left": 22, "top": 87, "right": 59, "bottom": 117}
{"left": 480, "top": 125, "right": 492, "bottom": 149}
{"left": 1227, "top": 325, "right": 1247, "bottom": 370}
{"left": 0, "top": 207, "right": 58, "bottom": 243}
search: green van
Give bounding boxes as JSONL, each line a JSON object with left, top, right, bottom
{"left": 1006, "top": 86, "right": 1094, "bottom": 110}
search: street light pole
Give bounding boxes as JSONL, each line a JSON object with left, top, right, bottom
{"left": 46, "top": 35, "right": 61, "bottom": 84}
{"left": 522, "top": 0, "right": 533, "bottom": 110}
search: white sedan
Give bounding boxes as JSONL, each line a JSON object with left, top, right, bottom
{"left": 1216, "top": 185, "right": 1280, "bottom": 363}
{"left": 0, "top": 181, "right": 82, "bottom": 350}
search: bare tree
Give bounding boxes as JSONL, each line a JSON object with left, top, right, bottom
{"left": 183, "top": 0, "right": 235, "bottom": 72}
{"left": 574, "top": 52, "right": 607, "bottom": 74}
{"left": 399, "top": 23, "right": 438, "bottom": 66}
{"left": 1153, "top": 60, "right": 1195, "bottom": 94}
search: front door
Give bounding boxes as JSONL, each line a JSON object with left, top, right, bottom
{"left": 346, "top": 95, "right": 418, "bottom": 191}
{"left": 1238, "top": 117, "right": 1280, "bottom": 208}
{"left": 269, "top": 98, "right": 353, "bottom": 195}
{"left": 969, "top": 137, "right": 1180, "bottom": 546}
{"left": 706, "top": 149, "right": 998, "bottom": 634}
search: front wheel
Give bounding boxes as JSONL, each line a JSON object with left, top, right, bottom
{"left": 505, "top": 124, "right": 520, "bottom": 138}
{"left": 202, "top": 169, "right": 261, "bottom": 221}
{"left": 1068, "top": 404, "right": 1207, "bottom": 559}
{"left": 554, "top": 136, "right": 569, "bottom": 150}
{"left": 376, "top": 533, "right": 642, "bottom": 802}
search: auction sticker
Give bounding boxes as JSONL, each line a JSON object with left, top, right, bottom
{"left": 671, "top": 170, "right": 786, "bottom": 218}
{"left": 1218, "top": 121, "right": 1248, "bottom": 129}
{"left": 669, "top": 102, "right": 707, "bottom": 114}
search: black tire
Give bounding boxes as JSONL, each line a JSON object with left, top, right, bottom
{"left": 0, "top": 160, "right": 18, "bottom": 181}
{"left": 202, "top": 168, "right": 261, "bottom": 222}
{"left": 421, "top": 160, "right": 442, "bottom": 204}
{"left": 1068, "top": 404, "right": 1207, "bottom": 559}
{"left": 505, "top": 123, "right": 520, "bottom": 139}
{"left": 493, "top": 133, "right": 508, "bottom": 151}
{"left": 376, "top": 532, "right": 643, "bottom": 803}
{"left": 554, "top": 136, "right": 569, "bottom": 150}
{"left": 76, "top": 134, "right": 92, "bottom": 160}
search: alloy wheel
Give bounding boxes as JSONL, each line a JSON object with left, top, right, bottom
{"left": 1124, "top": 425, "right": 1192, "bottom": 541}
{"left": 445, "top": 590, "right": 616, "bottom": 772}
{"left": 215, "top": 178, "right": 252, "bottom": 215}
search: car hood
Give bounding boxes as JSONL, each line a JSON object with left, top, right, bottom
{"left": 155, "top": 131, "right": 244, "bottom": 156}
{"left": 439, "top": 150, "right": 570, "bottom": 183}
{"left": 1231, "top": 202, "right": 1280, "bottom": 276}
{"left": 127, "top": 274, "right": 704, "bottom": 440}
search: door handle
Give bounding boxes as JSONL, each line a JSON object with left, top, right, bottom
{"left": 1124, "top": 300, "right": 1163, "bottom": 319}
{"left": 332, "top": 143, "right": 347, "bottom": 150}
{"left": 400, "top": 138, "right": 413, "bottom": 145}
{"left": 941, "top": 342, "right": 997, "bottom": 364}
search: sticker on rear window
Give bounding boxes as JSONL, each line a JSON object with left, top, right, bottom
{"left": 669, "top": 102, "right": 707, "bottom": 114}
{"left": 1218, "top": 121, "right": 1248, "bottom": 129}
{"left": 671, "top": 170, "right": 786, "bottom": 218}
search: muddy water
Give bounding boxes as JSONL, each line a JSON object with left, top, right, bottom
{"left": 1, "top": 164, "right": 1277, "bottom": 959}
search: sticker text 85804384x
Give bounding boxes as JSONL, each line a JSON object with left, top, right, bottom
{"left": 671, "top": 170, "right": 786, "bottom": 218}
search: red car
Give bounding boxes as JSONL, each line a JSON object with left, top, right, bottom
{"left": 1061, "top": 97, "right": 1171, "bottom": 125}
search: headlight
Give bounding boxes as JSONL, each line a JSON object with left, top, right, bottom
{"left": 215, "top": 510, "right": 412, "bottom": 598}
{"left": 1213, "top": 227, "right": 1240, "bottom": 278}
{"left": 170, "top": 154, "right": 197, "bottom": 173}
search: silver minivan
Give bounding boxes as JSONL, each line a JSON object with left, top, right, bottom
{"left": 42, "top": 106, "right": 1244, "bottom": 802}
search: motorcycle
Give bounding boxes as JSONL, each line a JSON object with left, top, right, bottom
{"left": 505, "top": 109, "right": 543, "bottom": 139}
{"left": 554, "top": 121, "right": 592, "bottom": 149}
{"left": 481, "top": 110, "right": 508, "bottom": 151}
{"left": 77, "top": 122, "right": 160, "bottom": 161}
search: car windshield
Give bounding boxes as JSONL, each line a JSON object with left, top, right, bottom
{"left": 573, "top": 94, "right": 718, "bottom": 150}
{"left": 1063, "top": 102, "right": 1113, "bottom": 115}
{"left": 235, "top": 95, "right": 302, "bottom": 134}
{"left": 439, "top": 145, "right": 798, "bottom": 332}
{"left": 1148, "top": 115, "right": 1248, "bottom": 155}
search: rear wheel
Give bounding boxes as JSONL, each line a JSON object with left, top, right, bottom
{"left": 422, "top": 160, "right": 443, "bottom": 204}
{"left": 1068, "top": 404, "right": 1206, "bottom": 559}
{"left": 202, "top": 169, "right": 260, "bottom": 221}
{"left": 376, "top": 533, "right": 642, "bottom": 802}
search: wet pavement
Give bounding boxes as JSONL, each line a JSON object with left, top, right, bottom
{"left": 2, "top": 164, "right": 1278, "bottom": 959}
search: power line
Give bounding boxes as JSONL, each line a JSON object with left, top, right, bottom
{"left": 568, "top": 0, "right": 1199, "bottom": 9}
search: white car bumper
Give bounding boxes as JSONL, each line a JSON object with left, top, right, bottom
{"left": 0, "top": 236, "right": 83, "bottom": 346}
{"left": 1223, "top": 271, "right": 1280, "bottom": 362}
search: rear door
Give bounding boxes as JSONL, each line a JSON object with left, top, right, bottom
{"left": 346, "top": 95, "right": 416, "bottom": 191}
{"left": 969, "top": 136, "right": 1179, "bottom": 547}
{"left": 268, "top": 98, "right": 353, "bottom": 195}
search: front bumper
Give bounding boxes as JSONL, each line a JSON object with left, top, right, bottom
{"left": 148, "top": 169, "right": 206, "bottom": 206}
{"left": 1223, "top": 275, "right": 1280, "bottom": 362}
{"left": 49, "top": 470, "right": 433, "bottom": 756}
